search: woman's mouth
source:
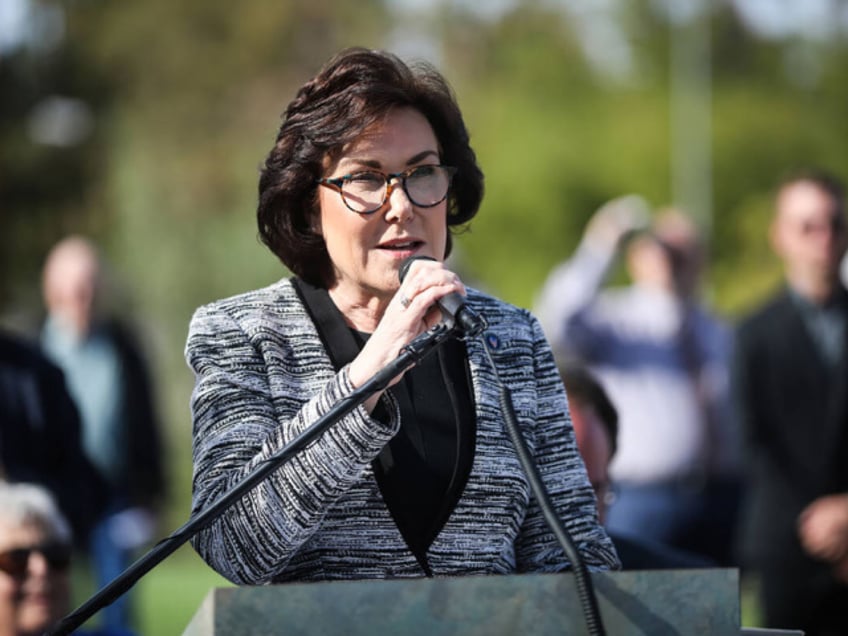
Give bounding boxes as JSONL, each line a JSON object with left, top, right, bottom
{"left": 378, "top": 239, "right": 423, "bottom": 251}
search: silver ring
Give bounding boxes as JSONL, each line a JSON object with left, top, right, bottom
{"left": 399, "top": 293, "right": 411, "bottom": 309}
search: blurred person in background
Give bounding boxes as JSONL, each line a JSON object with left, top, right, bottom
{"left": 40, "top": 235, "right": 166, "bottom": 635}
{"left": 0, "top": 329, "right": 107, "bottom": 548}
{"left": 185, "top": 47, "right": 618, "bottom": 585}
{"left": 535, "top": 196, "right": 741, "bottom": 566}
{"left": 559, "top": 362, "right": 714, "bottom": 570}
{"left": 733, "top": 169, "right": 848, "bottom": 635}
{"left": 0, "top": 481, "right": 79, "bottom": 636}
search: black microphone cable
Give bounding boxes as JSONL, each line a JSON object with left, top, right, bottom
{"left": 479, "top": 336, "right": 607, "bottom": 636}
{"left": 398, "top": 254, "right": 605, "bottom": 634}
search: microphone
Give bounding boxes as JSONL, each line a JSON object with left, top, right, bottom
{"left": 398, "top": 256, "right": 487, "bottom": 336}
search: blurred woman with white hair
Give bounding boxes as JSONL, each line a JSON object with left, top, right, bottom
{"left": 0, "top": 482, "right": 73, "bottom": 636}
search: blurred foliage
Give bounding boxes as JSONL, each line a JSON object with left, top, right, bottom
{"left": 2, "top": 0, "right": 848, "bottom": 570}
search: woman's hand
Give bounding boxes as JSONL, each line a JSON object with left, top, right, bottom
{"left": 347, "top": 259, "right": 465, "bottom": 411}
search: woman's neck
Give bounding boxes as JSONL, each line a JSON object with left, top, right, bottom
{"left": 327, "top": 286, "right": 389, "bottom": 333}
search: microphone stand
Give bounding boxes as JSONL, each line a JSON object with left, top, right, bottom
{"left": 46, "top": 322, "right": 458, "bottom": 636}
{"left": 480, "top": 340, "right": 606, "bottom": 636}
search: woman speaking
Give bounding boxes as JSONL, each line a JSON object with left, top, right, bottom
{"left": 185, "top": 47, "right": 619, "bottom": 584}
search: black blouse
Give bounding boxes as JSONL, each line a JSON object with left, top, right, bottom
{"left": 292, "top": 278, "right": 476, "bottom": 575}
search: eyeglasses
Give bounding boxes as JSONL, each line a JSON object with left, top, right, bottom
{"left": 796, "top": 216, "right": 846, "bottom": 237}
{"left": 591, "top": 481, "right": 619, "bottom": 509}
{"left": 0, "top": 542, "right": 72, "bottom": 577}
{"left": 317, "top": 164, "right": 457, "bottom": 215}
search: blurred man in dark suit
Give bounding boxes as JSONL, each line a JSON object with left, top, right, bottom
{"left": 40, "top": 236, "right": 166, "bottom": 635}
{"left": 0, "top": 329, "right": 108, "bottom": 546}
{"left": 734, "top": 170, "right": 848, "bottom": 636}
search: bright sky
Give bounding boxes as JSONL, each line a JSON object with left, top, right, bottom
{"left": 0, "top": 0, "right": 64, "bottom": 55}
{"left": 0, "top": 0, "right": 27, "bottom": 52}
{"left": 734, "top": 0, "right": 847, "bottom": 39}
{"left": 2, "top": 0, "right": 846, "bottom": 55}
{"left": 389, "top": 0, "right": 847, "bottom": 37}
{"left": 386, "top": 0, "right": 848, "bottom": 82}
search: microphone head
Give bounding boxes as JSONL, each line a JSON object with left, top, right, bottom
{"left": 398, "top": 255, "right": 437, "bottom": 283}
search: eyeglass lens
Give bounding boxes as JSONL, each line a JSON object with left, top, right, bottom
{"left": 341, "top": 165, "right": 453, "bottom": 213}
{"left": 0, "top": 543, "right": 72, "bottom": 577}
{"left": 592, "top": 481, "right": 618, "bottom": 507}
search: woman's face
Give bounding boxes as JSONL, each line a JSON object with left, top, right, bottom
{"left": 0, "top": 520, "right": 69, "bottom": 636}
{"left": 318, "top": 106, "right": 448, "bottom": 306}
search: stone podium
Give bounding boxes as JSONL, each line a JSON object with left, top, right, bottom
{"left": 183, "top": 568, "right": 746, "bottom": 635}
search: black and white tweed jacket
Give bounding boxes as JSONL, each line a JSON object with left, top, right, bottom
{"left": 185, "top": 278, "right": 620, "bottom": 584}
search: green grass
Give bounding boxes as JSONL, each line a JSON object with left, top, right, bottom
{"left": 740, "top": 573, "right": 763, "bottom": 628}
{"left": 70, "top": 544, "right": 233, "bottom": 635}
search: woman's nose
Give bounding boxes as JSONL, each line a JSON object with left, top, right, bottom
{"left": 384, "top": 179, "right": 414, "bottom": 222}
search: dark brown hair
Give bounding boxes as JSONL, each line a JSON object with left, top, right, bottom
{"left": 558, "top": 363, "right": 619, "bottom": 457}
{"left": 257, "top": 47, "right": 484, "bottom": 286}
